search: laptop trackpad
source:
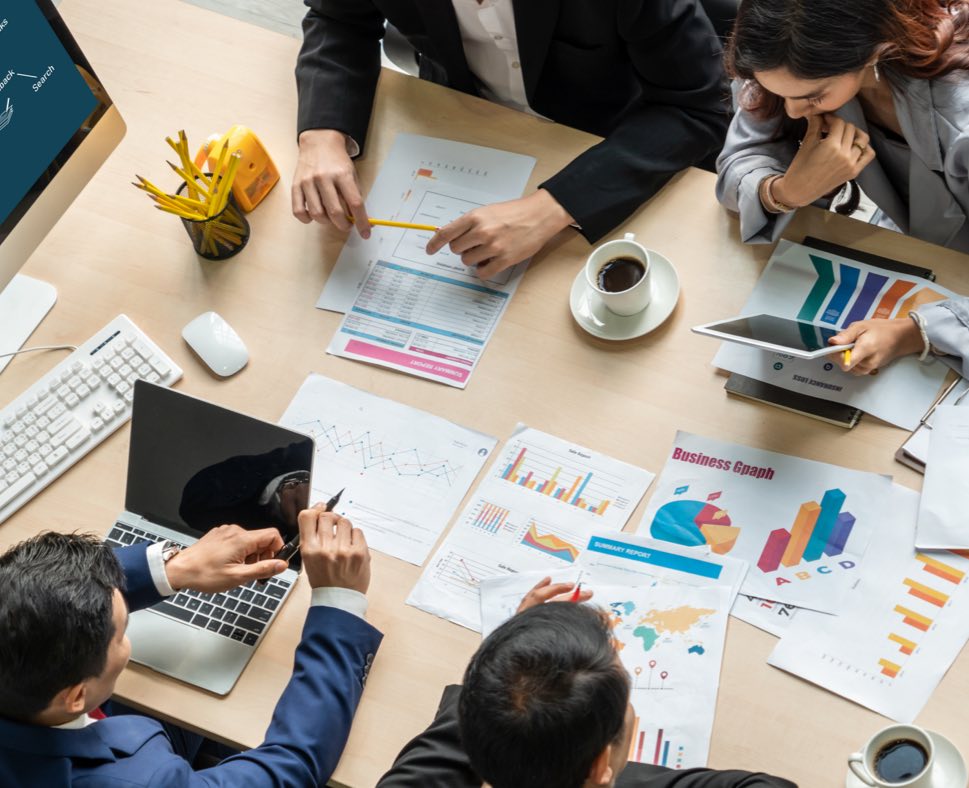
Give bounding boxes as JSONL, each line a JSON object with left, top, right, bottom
{"left": 126, "top": 609, "right": 255, "bottom": 696}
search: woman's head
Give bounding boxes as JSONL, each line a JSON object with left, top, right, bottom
{"left": 726, "top": 0, "right": 969, "bottom": 118}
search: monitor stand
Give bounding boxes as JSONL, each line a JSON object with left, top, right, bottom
{"left": 0, "top": 275, "right": 58, "bottom": 375}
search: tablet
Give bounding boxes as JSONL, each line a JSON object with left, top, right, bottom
{"left": 692, "top": 314, "right": 854, "bottom": 359}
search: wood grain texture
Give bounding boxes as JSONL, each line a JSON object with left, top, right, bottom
{"left": 4, "top": 1, "right": 969, "bottom": 786}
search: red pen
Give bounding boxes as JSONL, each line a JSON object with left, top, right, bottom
{"left": 569, "top": 582, "right": 583, "bottom": 602}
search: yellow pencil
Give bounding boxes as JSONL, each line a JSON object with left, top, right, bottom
{"left": 843, "top": 349, "right": 852, "bottom": 366}
{"left": 366, "top": 218, "right": 440, "bottom": 231}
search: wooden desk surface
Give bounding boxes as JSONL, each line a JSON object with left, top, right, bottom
{"left": 3, "top": 0, "right": 969, "bottom": 785}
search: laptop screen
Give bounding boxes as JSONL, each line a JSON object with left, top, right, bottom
{"left": 126, "top": 381, "right": 314, "bottom": 568}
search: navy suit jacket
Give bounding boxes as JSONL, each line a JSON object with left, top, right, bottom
{"left": 0, "top": 544, "right": 383, "bottom": 787}
{"left": 295, "top": 0, "right": 728, "bottom": 242}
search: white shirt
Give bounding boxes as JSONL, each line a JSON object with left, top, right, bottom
{"left": 451, "top": 0, "right": 540, "bottom": 116}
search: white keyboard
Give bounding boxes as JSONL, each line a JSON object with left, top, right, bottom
{"left": 0, "top": 315, "right": 182, "bottom": 524}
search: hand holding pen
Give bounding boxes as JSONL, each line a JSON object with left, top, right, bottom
{"left": 275, "top": 488, "right": 344, "bottom": 562}
{"left": 516, "top": 574, "right": 593, "bottom": 615}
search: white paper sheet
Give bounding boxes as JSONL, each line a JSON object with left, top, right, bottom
{"left": 637, "top": 431, "right": 890, "bottom": 613}
{"left": 713, "top": 240, "right": 952, "bottom": 429}
{"left": 916, "top": 406, "right": 969, "bottom": 548}
{"left": 769, "top": 485, "right": 969, "bottom": 722}
{"left": 898, "top": 380, "right": 969, "bottom": 469}
{"left": 478, "top": 576, "right": 731, "bottom": 768}
{"left": 407, "top": 425, "right": 655, "bottom": 630}
{"left": 318, "top": 134, "right": 536, "bottom": 313}
{"left": 278, "top": 374, "right": 496, "bottom": 565}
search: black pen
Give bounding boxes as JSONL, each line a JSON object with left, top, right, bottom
{"left": 275, "top": 488, "right": 344, "bottom": 562}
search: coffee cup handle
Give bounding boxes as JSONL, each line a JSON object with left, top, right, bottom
{"left": 848, "top": 752, "right": 876, "bottom": 786}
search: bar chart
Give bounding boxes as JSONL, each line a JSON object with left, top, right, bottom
{"left": 757, "top": 488, "right": 856, "bottom": 573}
{"left": 627, "top": 718, "right": 686, "bottom": 768}
{"left": 497, "top": 440, "right": 626, "bottom": 515}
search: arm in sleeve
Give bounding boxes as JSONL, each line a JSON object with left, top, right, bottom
{"left": 295, "top": 0, "right": 386, "bottom": 148}
{"left": 715, "top": 83, "right": 801, "bottom": 244}
{"left": 146, "top": 607, "right": 383, "bottom": 788}
{"left": 113, "top": 544, "right": 166, "bottom": 612}
{"left": 375, "top": 685, "right": 482, "bottom": 788}
{"left": 540, "top": 0, "right": 728, "bottom": 243}
{"left": 918, "top": 296, "right": 969, "bottom": 378}
{"left": 617, "top": 763, "right": 798, "bottom": 787}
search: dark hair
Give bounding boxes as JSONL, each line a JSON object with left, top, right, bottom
{"left": 0, "top": 532, "right": 125, "bottom": 720}
{"left": 726, "top": 0, "right": 969, "bottom": 118}
{"left": 459, "top": 603, "right": 630, "bottom": 788}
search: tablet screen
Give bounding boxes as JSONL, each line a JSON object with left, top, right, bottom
{"left": 706, "top": 314, "right": 837, "bottom": 352}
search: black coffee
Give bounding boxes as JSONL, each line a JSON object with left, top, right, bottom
{"left": 597, "top": 257, "right": 645, "bottom": 292}
{"left": 874, "top": 739, "right": 928, "bottom": 783}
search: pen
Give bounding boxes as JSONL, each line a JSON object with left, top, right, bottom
{"left": 275, "top": 487, "right": 345, "bottom": 562}
{"left": 842, "top": 348, "right": 852, "bottom": 366}
{"left": 568, "top": 571, "right": 585, "bottom": 603}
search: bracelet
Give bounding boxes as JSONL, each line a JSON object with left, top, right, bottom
{"left": 908, "top": 311, "right": 932, "bottom": 363}
{"left": 759, "top": 175, "right": 796, "bottom": 214}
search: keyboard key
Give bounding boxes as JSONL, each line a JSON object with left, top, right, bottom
{"left": 0, "top": 474, "right": 35, "bottom": 509}
{"left": 240, "top": 589, "right": 254, "bottom": 602}
{"left": 191, "top": 614, "right": 210, "bottom": 628}
{"left": 154, "top": 601, "right": 194, "bottom": 624}
{"left": 266, "top": 598, "right": 279, "bottom": 612}
{"left": 186, "top": 598, "right": 201, "bottom": 611}
{"left": 249, "top": 606, "right": 272, "bottom": 623}
{"left": 46, "top": 447, "right": 69, "bottom": 467}
{"left": 223, "top": 612, "right": 238, "bottom": 625}
{"left": 120, "top": 533, "right": 134, "bottom": 545}
{"left": 236, "top": 603, "right": 251, "bottom": 616}
{"left": 219, "top": 623, "right": 234, "bottom": 637}
{"left": 200, "top": 603, "right": 214, "bottom": 616}
{"left": 235, "top": 615, "right": 266, "bottom": 634}
{"left": 265, "top": 584, "right": 286, "bottom": 599}
{"left": 253, "top": 593, "right": 269, "bottom": 607}
{"left": 243, "top": 633, "right": 258, "bottom": 646}
{"left": 230, "top": 629, "right": 246, "bottom": 642}
{"left": 213, "top": 594, "right": 227, "bottom": 606}
{"left": 212, "top": 608, "right": 226, "bottom": 620}
{"left": 206, "top": 619, "right": 221, "bottom": 633}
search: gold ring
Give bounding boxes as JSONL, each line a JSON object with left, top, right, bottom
{"left": 853, "top": 142, "right": 868, "bottom": 154}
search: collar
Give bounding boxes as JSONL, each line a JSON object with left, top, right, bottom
{"left": 882, "top": 71, "right": 944, "bottom": 172}
{"left": 0, "top": 713, "right": 163, "bottom": 761}
{"left": 53, "top": 714, "right": 96, "bottom": 731}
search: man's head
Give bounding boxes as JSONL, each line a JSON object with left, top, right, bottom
{"left": 0, "top": 532, "right": 129, "bottom": 724}
{"left": 459, "top": 602, "right": 634, "bottom": 788}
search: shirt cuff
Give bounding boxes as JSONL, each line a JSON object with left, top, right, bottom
{"left": 146, "top": 542, "right": 176, "bottom": 597}
{"left": 345, "top": 134, "right": 360, "bottom": 158}
{"left": 310, "top": 587, "right": 368, "bottom": 620}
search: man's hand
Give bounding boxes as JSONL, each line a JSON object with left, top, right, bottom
{"left": 425, "top": 189, "right": 574, "bottom": 279}
{"left": 772, "top": 114, "right": 876, "bottom": 209}
{"left": 292, "top": 129, "right": 371, "bottom": 238}
{"left": 829, "top": 317, "right": 925, "bottom": 375}
{"left": 516, "top": 576, "right": 593, "bottom": 614}
{"left": 299, "top": 507, "right": 371, "bottom": 594}
{"left": 164, "top": 525, "right": 288, "bottom": 593}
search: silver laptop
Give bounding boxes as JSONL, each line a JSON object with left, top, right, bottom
{"left": 104, "top": 381, "right": 314, "bottom": 695}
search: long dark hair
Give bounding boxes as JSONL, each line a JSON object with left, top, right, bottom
{"left": 726, "top": 0, "right": 969, "bottom": 213}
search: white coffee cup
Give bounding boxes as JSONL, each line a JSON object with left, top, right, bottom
{"left": 848, "top": 725, "right": 935, "bottom": 787}
{"left": 584, "top": 232, "right": 652, "bottom": 316}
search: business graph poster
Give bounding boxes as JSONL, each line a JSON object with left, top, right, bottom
{"left": 713, "top": 240, "right": 951, "bottom": 430}
{"left": 638, "top": 432, "right": 890, "bottom": 613}
{"left": 769, "top": 486, "right": 969, "bottom": 722}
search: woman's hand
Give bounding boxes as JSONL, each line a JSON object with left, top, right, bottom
{"left": 772, "top": 114, "right": 877, "bottom": 208}
{"left": 829, "top": 317, "right": 925, "bottom": 375}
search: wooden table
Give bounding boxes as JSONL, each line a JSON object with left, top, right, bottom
{"left": 3, "top": 0, "right": 968, "bottom": 785}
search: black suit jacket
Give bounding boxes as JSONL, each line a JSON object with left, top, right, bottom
{"left": 296, "top": 0, "right": 728, "bottom": 242}
{"left": 376, "top": 685, "right": 799, "bottom": 787}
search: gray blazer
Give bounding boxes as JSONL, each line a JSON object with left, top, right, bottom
{"left": 922, "top": 296, "right": 969, "bottom": 378}
{"left": 715, "top": 71, "right": 969, "bottom": 251}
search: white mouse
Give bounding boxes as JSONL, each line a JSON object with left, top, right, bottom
{"left": 181, "top": 311, "right": 249, "bottom": 377}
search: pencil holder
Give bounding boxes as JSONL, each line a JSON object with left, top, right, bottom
{"left": 176, "top": 179, "right": 250, "bottom": 261}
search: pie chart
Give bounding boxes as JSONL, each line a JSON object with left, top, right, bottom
{"left": 650, "top": 499, "right": 740, "bottom": 554}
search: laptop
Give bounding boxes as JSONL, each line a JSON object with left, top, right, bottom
{"left": 104, "top": 380, "right": 314, "bottom": 695}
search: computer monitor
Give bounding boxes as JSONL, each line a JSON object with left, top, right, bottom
{"left": 0, "top": 1, "right": 125, "bottom": 357}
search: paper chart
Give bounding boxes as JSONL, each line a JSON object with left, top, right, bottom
{"left": 278, "top": 374, "right": 495, "bottom": 565}
{"left": 712, "top": 240, "right": 952, "bottom": 429}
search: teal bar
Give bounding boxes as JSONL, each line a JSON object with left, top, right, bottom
{"left": 796, "top": 255, "right": 835, "bottom": 321}
{"left": 802, "top": 488, "right": 846, "bottom": 561}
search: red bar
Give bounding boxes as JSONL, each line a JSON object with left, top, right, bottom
{"left": 654, "top": 729, "right": 664, "bottom": 765}
{"left": 636, "top": 731, "right": 645, "bottom": 762}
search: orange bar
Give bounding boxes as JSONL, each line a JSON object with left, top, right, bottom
{"left": 879, "top": 658, "right": 901, "bottom": 678}
{"left": 897, "top": 287, "right": 947, "bottom": 318}
{"left": 598, "top": 500, "right": 611, "bottom": 516}
{"left": 781, "top": 501, "right": 821, "bottom": 567}
{"left": 895, "top": 605, "right": 932, "bottom": 632}
{"left": 888, "top": 633, "right": 916, "bottom": 655}
{"left": 915, "top": 553, "right": 965, "bottom": 585}
{"left": 872, "top": 280, "right": 916, "bottom": 319}
{"left": 563, "top": 475, "right": 582, "bottom": 502}
{"left": 904, "top": 578, "right": 949, "bottom": 607}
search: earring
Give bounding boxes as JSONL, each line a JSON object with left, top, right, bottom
{"left": 873, "top": 62, "right": 881, "bottom": 83}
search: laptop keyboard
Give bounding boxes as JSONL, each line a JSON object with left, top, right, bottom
{"left": 104, "top": 521, "right": 292, "bottom": 647}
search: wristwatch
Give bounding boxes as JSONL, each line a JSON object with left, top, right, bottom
{"left": 160, "top": 540, "right": 182, "bottom": 564}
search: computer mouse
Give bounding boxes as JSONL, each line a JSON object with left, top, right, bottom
{"left": 181, "top": 311, "right": 249, "bottom": 377}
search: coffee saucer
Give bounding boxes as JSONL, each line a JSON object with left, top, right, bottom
{"left": 569, "top": 250, "right": 680, "bottom": 340}
{"left": 845, "top": 731, "right": 967, "bottom": 788}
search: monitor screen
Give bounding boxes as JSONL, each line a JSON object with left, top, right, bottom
{"left": 0, "top": 0, "right": 123, "bottom": 293}
{"left": 127, "top": 382, "right": 315, "bottom": 570}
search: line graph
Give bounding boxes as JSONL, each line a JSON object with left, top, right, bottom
{"left": 431, "top": 549, "right": 502, "bottom": 599}
{"left": 295, "top": 419, "right": 464, "bottom": 486}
